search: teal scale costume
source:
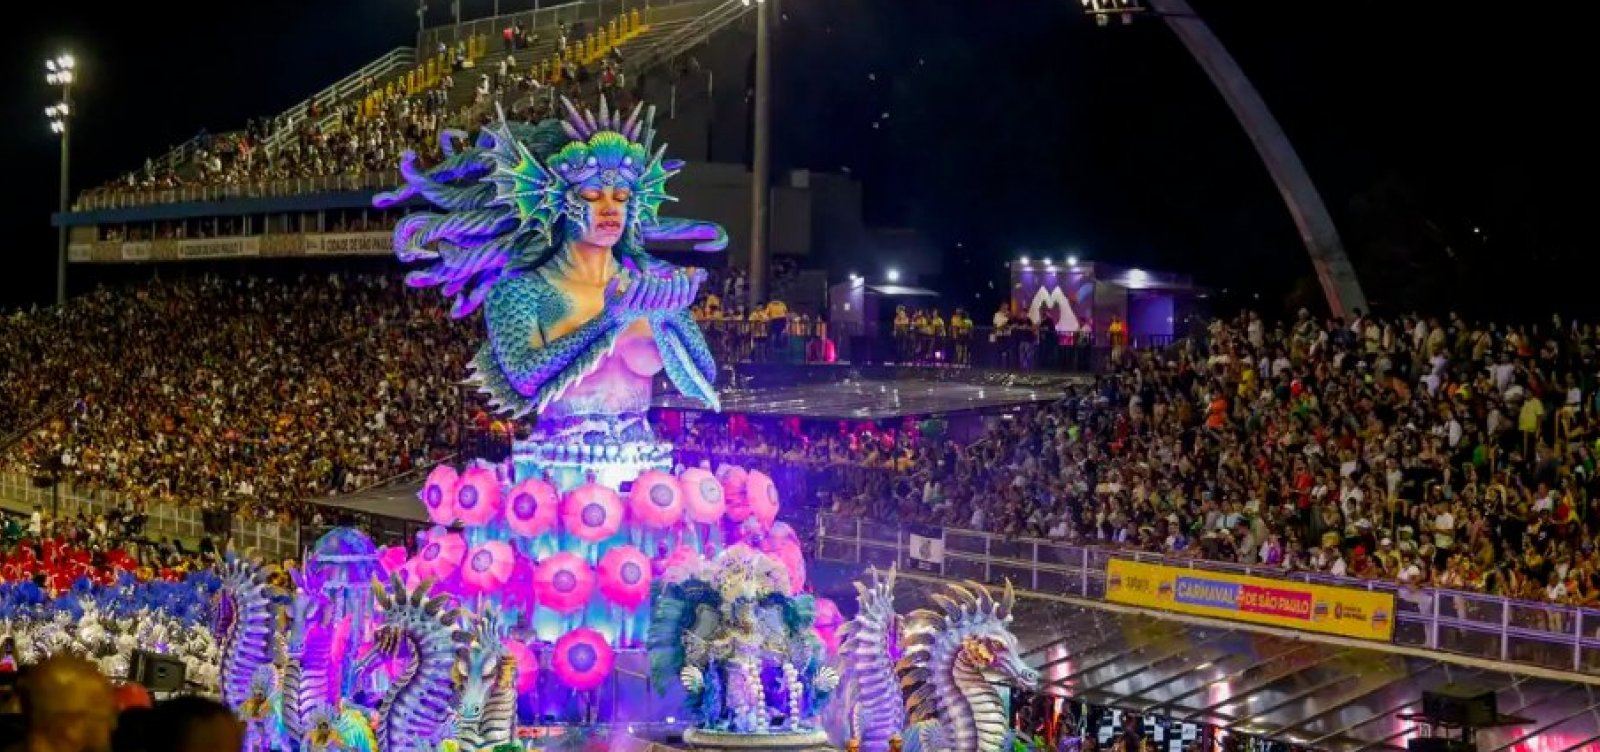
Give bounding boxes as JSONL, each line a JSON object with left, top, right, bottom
{"left": 376, "top": 99, "right": 725, "bottom": 446}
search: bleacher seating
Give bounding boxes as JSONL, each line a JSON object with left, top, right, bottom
{"left": 72, "top": 0, "right": 745, "bottom": 212}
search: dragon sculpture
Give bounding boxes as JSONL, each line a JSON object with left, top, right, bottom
{"left": 825, "top": 566, "right": 1041, "bottom": 752}
{"left": 216, "top": 556, "right": 278, "bottom": 711}
{"left": 450, "top": 608, "right": 519, "bottom": 752}
{"left": 360, "top": 574, "right": 467, "bottom": 752}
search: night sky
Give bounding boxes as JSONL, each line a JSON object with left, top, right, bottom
{"left": 3, "top": 1, "right": 1591, "bottom": 317}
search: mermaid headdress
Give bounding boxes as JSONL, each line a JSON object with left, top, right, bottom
{"left": 376, "top": 96, "right": 726, "bottom": 318}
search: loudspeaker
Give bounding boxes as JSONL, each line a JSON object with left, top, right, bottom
{"left": 127, "top": 650, "right": 186, "bottom": 692}
{"left": 1421, "top": 684, "right": 1497, "bottom": 727}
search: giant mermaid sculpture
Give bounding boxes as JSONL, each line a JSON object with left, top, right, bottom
{"left": 377, "top": 98, "right": 725, "bottom": 485}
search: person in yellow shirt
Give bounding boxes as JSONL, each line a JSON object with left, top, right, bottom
{"left": 950, "top": 308, "right": 973, "bottom": 365}
{"left": 765, "top": 299, "right": 790, "bottom": 352}
{"left": 703, "top": 291, "right": 722, "bottom": 319}
{"left": 893, "top": 305, "right": 912, "bottom": 362}
{"left": 749, "top": 304, "right": 769, "bottom": 361}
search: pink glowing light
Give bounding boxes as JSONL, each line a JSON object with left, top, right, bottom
{"left": 377, "top": 546, "right": 409, "bottom": 576}
{"left": 814, "top": 597, "right": 844, "bottom": 657}
{"left": 659, "top": 544, "right": 705, "bottom": 584}
{"left": 504, "top": 477, "right": 560, "bottom": 538}
{"left": 717, "top": 466, "right": 750, "bottom": 522}
{"left": 503, "top": 639, "right": 540, "bottom": 693}
{"left": 561, "top": 482, "right": 624, "bottom": 543}
{"left": 454, "top": 466, "right": 503, "bottom": 526}
{"left": 417, "top": 531, "right": 467, "bottom": 579}
{"left": 551, "top": 628, "right": 615, "bottom": 691}
{"left": 533, "top": 552, "right": 595, "bottom": 614}
{"left": 768, "top": 538, "right": 806, "bottom": 593}
{"left": 627, "top": 470, "right": 684, "bottom": 529}
{"left": 597, "top": 545, "right": 654, "bottom": 611}
{"left": 420, "top": 465, "right": 460, "bottom": 526}
{"left": 460, "top": 540, "right": 516, "bottom": 593}
{"left": 678, "top": 468, "right": 726, "bottom": 525}
{"left": 746, "top": 469, "right": 780, "bottom": 529}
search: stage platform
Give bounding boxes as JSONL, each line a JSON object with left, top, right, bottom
{"left": 653, "top": 376, "right": 1071, "bottom": 421}
{"left": 309, "top": 370, "right": 1080, "bottom": 542}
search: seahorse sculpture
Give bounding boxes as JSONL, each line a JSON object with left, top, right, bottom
{"left": 281, "top": 565, "right": 355, "bottom": 751}
{"left": 826, "top": 566, "right": 1041, "bottom": 752}
{"left": 215, "top": 556, "right": 278, "bottom": 712}
{"left": 367, "top": 574, "right": 467, "bottom": 752}
{"left": 452, "top": 608, "right": 518, "bottom": 751}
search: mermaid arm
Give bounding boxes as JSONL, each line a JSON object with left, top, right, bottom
{"left": 652, "top": 310, "right": 720, "bottom": 411}
{"left": 475, "top": 273, "right": 625, "bottom": 418}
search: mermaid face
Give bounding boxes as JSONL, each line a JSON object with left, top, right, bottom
{"left": 575, "top": 184, "right": 631, "bottom": 247}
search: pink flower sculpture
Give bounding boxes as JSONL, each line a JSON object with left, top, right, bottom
{"left": 503, "top": 639, "right": 539, "bottom": 693}
{"left": 746, "top": 469, "right": 780, "bottom": 530}
{"left": 717, "top": 466, "right": 751, "bottom": 522}
{"left": 454, "top": 466, "right": 503, "bottom": 526}
{"left": 550, "top": 628, "right": 615, "bottom": 691}
{"left": 504, "top": 477, "right": 560, "bottom": 538}
{"left": 533, "top": 552, "right": 595, "bottom": 614}
{"left": 678, "top": 468, "right": 726, "bottom": 525}
{"left": 561, "top": 481, "right": 624, "bottom": 543}
{"left": 627, "top": 470, "right": 684, "bottom": 529}
{"left": 597, "top": 545, "right": 653, "bottom": 611}
{"left": 460, "top": 540, "right": 516, "bottom": 594}
{"left": 420, "top": 465, "right": 460, "bottom": 526}
{"left": 417, "top": 531, "right": 466, "bottom": 580}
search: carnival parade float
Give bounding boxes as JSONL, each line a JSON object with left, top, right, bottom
{"left": 204, "top": 96, "right": 1038, "bottom": 751}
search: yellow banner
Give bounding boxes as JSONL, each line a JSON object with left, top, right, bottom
{"left": 1105, "top": 559, "right": 1396, "bottom": 642}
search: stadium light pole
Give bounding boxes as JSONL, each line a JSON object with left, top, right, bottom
{"left": 1080, "top": 0, "right": 1368, "bottom": 318}
{"left": 744, "top": 0, "right": 772, "bottom": 307}
{"left": 46, "top": 53, "right": 76, "bottom": 307}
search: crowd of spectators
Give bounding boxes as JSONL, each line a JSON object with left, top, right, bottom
{"left": 681, "top": 310, "right": 1600, "bottom": 609}
{"left": 0, "top": 273, "right": 474, "bottom": 524}
{"left": 0, "top": 506, "right": 214, "bottom": 593}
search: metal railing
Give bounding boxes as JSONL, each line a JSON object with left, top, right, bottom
{"left": 0, "top": 472, "right": 300, "bottom": 560}
{"left": 74, "top": 170, "right": 402, "bottom": 211}
{"left": 260, "top": 47, "right": 419, "bottom": 154}
{"left": 418, "top": 0, "right": 606, "bottom": 54}
{"left": 696, "top": 319, "right": 1175, "bottom": 373}
{"left": 814, "top": 512, "right": 1600, "bottom": 676}
{"left": 626, "top": 0, "right": 749, "bottom": 75}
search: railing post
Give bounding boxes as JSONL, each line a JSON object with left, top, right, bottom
{"left": 939, "top": 528, "right": 947, "bottom": 578}
{"left": 1575, "top": 609, "right": 1585, "bottom": 673}
{"left": 1081, "top": 547, "right": 1090, "bottom": 597}
{"left": 1031, "top": 541, "right": 1039, "bottom": 592}
{"left": 1429, "top": 586, "right": 1440, "bottom": 650}
{"left": 984, "top": 536, "right": 992, "bottom": 584}
{"left": 852, "top": 515, "right": 862, "bottom": 565}
{"left": 1501, "top": 599, "right": 1511, "bottom": 662}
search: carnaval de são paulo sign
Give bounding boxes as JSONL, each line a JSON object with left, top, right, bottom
{"left": 1105, "top": 559, "right": 1395, "bottom": 642}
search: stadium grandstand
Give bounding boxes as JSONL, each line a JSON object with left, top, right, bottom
{"left": 9, "top": 2, "right": 1600, "bottom": 750}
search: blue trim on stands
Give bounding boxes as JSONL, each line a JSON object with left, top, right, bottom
{"left": 52, "top": 191, "right": 422, "bottom": 228}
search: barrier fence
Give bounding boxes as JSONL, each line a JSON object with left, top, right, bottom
{"left": 814, "top": 512, "right": 1600, "bottom": 676}
{"left": 0, "top": 472, "right": 300, "bottom": 560}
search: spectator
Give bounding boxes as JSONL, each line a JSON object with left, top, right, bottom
{"left": 11, "top": 655, "right": 118, "bottom": 752}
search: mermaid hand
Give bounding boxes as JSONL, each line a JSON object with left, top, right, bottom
{"left": 605, "top": 267, "right": 705, "bottom": 319}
